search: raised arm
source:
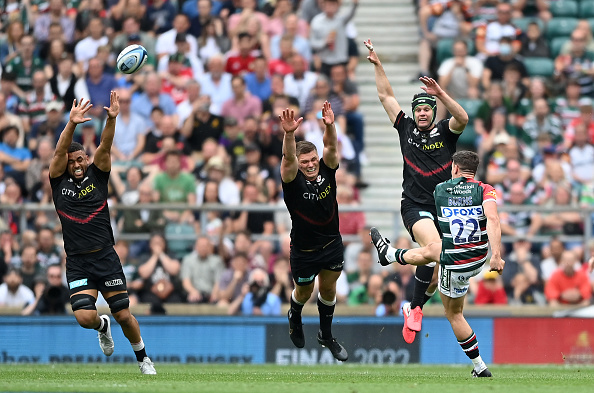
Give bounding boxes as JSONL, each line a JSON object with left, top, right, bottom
{"left": 364, "top": 39, "right": 401, "bottom": 124}
{"left": 321, "top": 101, "right": 339, "bottom": 169}
{"left": 279, "top": 108, "right": 303, "bottom": 183}
{"left": 484, "top": 200, "right": 505, "bottom": 274}
{"left": 49, "top": 99, "right": 93, "bottom": 178}
{"left": 419, "top": 76, "right": 468, "bottom": 132}
{"left": 94, "top": 91, "right": 120, "bottom": 172}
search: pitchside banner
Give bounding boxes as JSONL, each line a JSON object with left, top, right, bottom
{"left": 0, "top": 316, "right": 418, "bottom": 364}
{"left": 266, "top": 317, "right": 419, "bottom": 365}
{"left": 494, "top": 318, "right": 594, "bottom": 364}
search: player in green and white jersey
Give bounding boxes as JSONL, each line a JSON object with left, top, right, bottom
{"left": 371, "top": 151, "right": 505, "bottom": 377}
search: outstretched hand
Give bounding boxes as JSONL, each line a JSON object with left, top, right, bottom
{"left": 419, "top": 76, "right": 444, "bottom": 96}
{"left": 279, "top": 108, "right": 303, "bottom": 133}
{"left": 321, "top": 100, "right": 334, "bottom": 125}
{"left": 104, "top": 90, "right": 120, "bottom": 119}
{"left": 364, "top": 39, "right": 379, "bottom": 65}
{"left": 69, "top": 98, "right": 93, "bottom": 124}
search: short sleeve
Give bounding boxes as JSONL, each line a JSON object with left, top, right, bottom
{"left": 482, "top": 183, "right": 497, "bottom": 204}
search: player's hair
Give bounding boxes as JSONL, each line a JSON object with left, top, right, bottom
{"left": 68, "top": 142, "right": 85, "bottom": 153}
{"left": 452, "top": 151, "right": 480, "bottom": 174}
{"left": 295, "top": 141, "right": 317, "bottom": 157}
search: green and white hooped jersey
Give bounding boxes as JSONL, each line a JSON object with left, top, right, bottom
{"left": 434, "top": 177, "right": 497, "bottom": 272}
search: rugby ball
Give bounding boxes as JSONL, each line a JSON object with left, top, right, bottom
{"left": 116, "top": 45, "right": 148, "bottom": 74}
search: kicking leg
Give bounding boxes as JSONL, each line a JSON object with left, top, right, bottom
{"left": 288, "top": 280, "right": 314, "bottom": 348}
{"left": 440, "top": 291, "right": 492, "bottom": 377}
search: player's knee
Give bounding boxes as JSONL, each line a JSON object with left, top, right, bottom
{"left": 71, "top": 294, "right": 97, "bottom": 312}
{"left": 107, "top": 292, "right": 130, "bottom": 314}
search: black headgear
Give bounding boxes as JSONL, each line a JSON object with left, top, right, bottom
{"left": 411, "top": 93, "right": 437, "bottom": 129}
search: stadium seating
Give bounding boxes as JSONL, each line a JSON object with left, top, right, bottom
{"left": 456, "top": 99, "right": 482, "bottom": 149}
{"left": 165, "top": 223, "right": 196, "bottom": 259}
{"left": 523, "top": 57, "right": 555, "bottom": 77}
{"left": 579, "top": 1, "right": 594, "bottom": 18}
{"left": 512, "top": 17, "right": 544, "bottom": 33}
{"left": 545, "top": 18, "right": 579, "bottom": 40}
{"left": 549, "top": 36, "right": 570, "bottom": 58}
{"left": 549, "top": 0, "right": 579, "bottom": 18}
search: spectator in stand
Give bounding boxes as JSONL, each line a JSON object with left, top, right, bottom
{"left": 541, "top": 185, "right": 583, "bottom": 240}
{"left": 519, "top": 21, "right": 549, "bottom": 59}
{"left": 499, "top": 182, "right": 542, "bottom": 238}
{"left": 25, "top": 137, "right": 53, "bottom": 193}
{"left": 86, "top": 58, "right": 118, "bottom": 120}
{"left": 1, "top": 72, "right": 21, "bottom": 115}
{"left": 493, "top": 158, "right": 535, "bottom": 203}
{"left": 113, "top": 240, "right": 143, "bottom": 306}
{"left": 0, "top": 267, "right": 35, "bottom": 309}
{"left": 515, "top": 77, "right": 551, "bottom": 124}
{"left": 197, "top": 15, "right": 231, "bottom": 63}
{"left": 137, "top": 233, "right": 183, "bottom": 313}
{"left": 43, "top": 38, "right": 75, "bottom": 81}
{"left": 132, "top": 72, "right": 177, "bottom": 123}
{"left": 229, "top": 267, "right": 282, "bottom": 316}
{"left": 268, "top": 35, "right": 294, "bottom": 77}
{"left": 303, "top": 74, "right": 346, "bottom": 132}
{"left": 176, "top": 80, "right": 203, "bottom": 127}
{"left": 336, "top": 183, "right": 365, "bottom": 236}
{"left": 196, "top": 154, "right": 241, "bottom": 205}
{"left": 212, "top": 252, "right": 251, "bottom": 307}
{"left": 221, "top": 76, "right": 262, "bottom": 127}
{"left": 511, "top": 0, "right": 551, "bottom": 21}
{"left": 554, "top": 78, "right": 582, "bottom": 129}
{"left": 501, "top": 63, "right": 527, "bottom": 115}
{"left": 181, "top": 100, "right": 225, "bottom": 156}
{"left": 74, "top": 18, "right": 108, "bottom": 72}
{"left": 0, "top": 20, "right": 24, "bottom": 68}
{"left": 17, "top": 245, "right": 45, "bottom": 293}
{"left": 564, "top": 98, "right": 594, "bottom": 149}
{"left": 181, "top": 236, "right": 225, "bottom": 304}
{"left": 270, "top": 12, "right": 311, "bottom": 63}
{"left": 244, "top": 56, "right": 271, "bottom": 102}
{"left": 284, "top": 53, "right": 318, "bottom": 111}
{"left": 475, "top": 2, "right": 518, "bottom": 59}
{"left": 158, "top": 33, "right": 204, "bottom": 80}
{"left": 232, "top": 183, "right": 275, "bottom": 235}
{"left": 474, "top": 83, "right": 515, "bottom": 146}
{"left": 481, "top": 37, "right": 528, "bottom": 90}
{"left": 47, "top": 54, "right": 91, "bottom": 106}
{"left": 189, "top": 0, "right": 222, "bottom": 38}
{"left": 141, "top": 112, "right": 186, "bottom": 164}
{"left": 310, "top": 0, "right": 359, "bottom": 76}
{"left": 111, "top": 88, "right": 147, "bottom": 162}
{"left": 111, "top": 16, "right": 157, "bottom": 61}
{"left": 517, "top": 98, "right": 563, "bottom": 159}
{"left": 36, "top": 227, "right": 61, "bottom": 269}
{"left": 160, "top": 53, "right": 193, "bottom": 106}
{"left": 3, "top": 35, "right": 44, "bottom": 96}
{"left": 120, "top": 181, "right": 166, "bottom": 235}
{"left": 155, "top": 13, "right": 199, "bottom": 61}
{"left": 540, "top": 237, "right": 567, "bottom": 283}
{"left": 501, "top": 238, "right": 541, "bottom": 298}
{"left": 227, "top": 0, "right": 270, "bottom": 40}
{"left": 269, "top": 256, "right": 293, "bottom": 304}
{"left": 262, "top": 73, "right": 300, "bottom": 119}
{"left": 34, "top": 0, "right": 75, "bottom": 44}
{"left": 146, "top": 0, "right": 178, "bottom": 36}
{"left": 199, "top": 54, "right": 233, "bottom": 116}
{"left": 29, "top": 101, "right": 66, "bottom": 150}
{"left": 0, "top": 125, "right": 31, "bottom": 183}
{"left": 437, "top": 40, "right": 483, "bottom": 105}
{"left": 19, "top": 71, "right": 55, "bottom": 137}
{"left": 0, "top": 92, "right": 24, "bottom": 148}
{"left": 474, "top": 271, "right": 508, "bottom": 305}
{"left": 25, "top": 263, "right": 69, "bottom": 315}
{"left": 153, "top": 150, "right": 196, "bottom": 224}
{"left": 346, "top": 249, "right": 375, "bottom": 305}
{"left": 569, "top": 124, "right": 594, "bottom": 186}
{"left": 559, "top": 20, "right": 594, "bottom": 56}
{"left": 226, "top": 32, "right": 257, "bottom": 76}
{"left": 554, "top": 29, "right": 594, "bottom": 98}
{"left": 218, "top": 116, "right": 245, "bottom": 172}
{"left": 545, "top": 250, "right": 591, "bottom": 306}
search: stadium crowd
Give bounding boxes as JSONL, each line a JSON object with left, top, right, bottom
{"left": 0, "top": 0, "right": 593, "bottom": 316}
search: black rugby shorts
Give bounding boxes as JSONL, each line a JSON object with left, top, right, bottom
{"left": 400, "top": 198, "right": 442, "bottom": 243}
{"left": 66, "top": 247, "right": 128, "bottom": 296}
{"left": 290, "top": 239, "right": 344, "bottom": 286}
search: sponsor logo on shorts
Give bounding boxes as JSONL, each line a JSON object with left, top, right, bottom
{"left": 327, "top": 261, "right": 344, "bottom": 270}
{"left": 297, "top": 274, "right": 315, "bottom": 283}
{"left": 454, "top": 287, "right": 467, "bottom": 294}
{"left": 419, "top": 211, "right": 434, "bottom": 220}
{"left": 69, "top": 278, "right": 88, "bottom": 289}
{"left": 104, "top": 279, "right": 123, "bottom": 287}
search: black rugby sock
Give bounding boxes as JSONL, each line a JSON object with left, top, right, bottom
{"left": 134, "top": 348, "right": 147, "bottom": 362}
{"left": 410, "top": 265, "right": 434, "bottom": 309}
{"left": 290, "top": 293, "right": 304, "bottom": 322}
{"left": 317, "top": 295, "right": 335, "bottom": 340}
{"left": 95, "top": 316, "right": 108, "bottom": 333}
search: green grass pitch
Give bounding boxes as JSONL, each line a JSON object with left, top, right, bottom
{"left": 1, "top": 364, "right": 593, "bottom": 393}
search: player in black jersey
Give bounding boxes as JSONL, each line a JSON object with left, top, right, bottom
{"left": 365, "top": 39, "right": 469, "bottom": 344}
{"left": 49, "top": 93, "right": 156, "bottom": 374}
{"left": 280, "top": 101, "right": 348, "bottom": 361}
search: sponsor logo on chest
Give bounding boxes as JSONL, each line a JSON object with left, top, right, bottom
{"left": 62, "top": 183, "right": 97, "bottom": 199}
